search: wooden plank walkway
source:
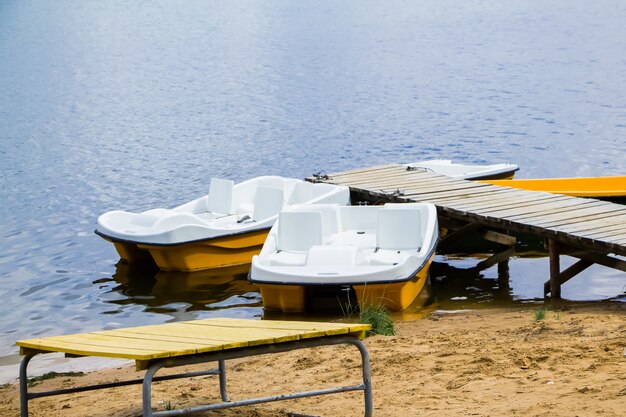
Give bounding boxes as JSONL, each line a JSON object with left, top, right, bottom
{"left": 309, "top": 164, "right": 626, "bottom": 298}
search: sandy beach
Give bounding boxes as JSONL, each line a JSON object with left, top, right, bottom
{"left": 1, "top": 305, "right": 624, "bottom": 417}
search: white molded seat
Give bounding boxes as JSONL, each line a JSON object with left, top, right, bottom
{"left": 286, "top": 181, "right": 314, "bottom": 204}
{"left": 376, "top": 207, "right": 423, "bottom": 250}
{"left": 338, "top": 206, "right": 379, "bottom": 231}
{"left": 207, "top": 178, "right": 234, "bottom": 215}
{"left": 276, "top": 211, "right": 323, "bottom": 252}
{"left": 252, "top": 186, "right": 284, "bottom": 221}
{"left": 314, "top": 204, "right": 340, "bottom": 240}
{"left": 285, "top": 204, "right": 340, "bottom": 241}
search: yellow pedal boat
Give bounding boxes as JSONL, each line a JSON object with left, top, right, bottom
{"left": 96, "top": 177, "right": 350, "bottom": 271}
{"left": 249, "top": 203, "right": 439, "bottom": 312}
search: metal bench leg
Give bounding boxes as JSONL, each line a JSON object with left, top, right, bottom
{"left": 142, "top": 361, "right": 164, "bottom": 417}
{"left": 142, "top": 360, "right": 228, "bottom": 416}
{"left": 350, "top": 339, "right": 373, "bottom": 417}
{"left": 19, "top": 353, "right": 36, "bottom": 417}
{"left": 218, "top": 359, "right": 229, "bottom": 402}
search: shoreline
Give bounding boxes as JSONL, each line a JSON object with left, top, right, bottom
{"left": 1, "top": 304, "right": 624, "bottom": 416}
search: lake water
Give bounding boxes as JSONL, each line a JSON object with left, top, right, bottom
{"left": 1, "top": 0, "right": 625, "bottom": 380}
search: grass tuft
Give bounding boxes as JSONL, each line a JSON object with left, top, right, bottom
{"left": 359, "top": 304, "right": 395, "bottom": 336}
{"left": 534, "top": 307, "right": 547, "bottom": 321}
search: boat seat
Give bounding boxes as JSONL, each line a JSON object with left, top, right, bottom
{"left": 252, "top": 186, "right": 284, "bottom": 221}
{"left": 306, "top": 245, "right": 366, "bottom": 266}
{"left": 284, "top": 204, "right": 340, "bottom": 241}
{"left": 276, "top": 211, "right": 323, "bottom": 252}
{"left": 286, "top": 181, "right": 314, "bottom": 204}
{"left": 207, "top": 178, "right": 234, "bottom": 215}
{"left": 338, "top": 206, "right": 379, "bottom": 231}
{"left": 376, "top": 207, "right": 423, "bottom": 250}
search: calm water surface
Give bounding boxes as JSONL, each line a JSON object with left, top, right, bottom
{"left": 1, "top": 0, "right": 625, "bottom": 377}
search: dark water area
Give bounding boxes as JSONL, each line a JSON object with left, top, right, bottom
{"left": 1, "top": 0, "right": 625, "bottom": 376}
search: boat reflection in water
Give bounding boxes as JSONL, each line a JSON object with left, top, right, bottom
{"left": 103, "top": 251, "right": 625, "bottom": 325}
{"left": 107, "top": 262, "right": 263, "bottom": 319}
{"left": 108, "top": 259, "right": 436, "bottom": 322}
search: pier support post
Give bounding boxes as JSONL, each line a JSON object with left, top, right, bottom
{"left": 497, "top": 259, "right": 511, "bottom": 297}
{"left": 497, "top": 260, "right": 509, "bottom": 278}
{"left": 548, "top": 239, "right": 561, "bottom": 299}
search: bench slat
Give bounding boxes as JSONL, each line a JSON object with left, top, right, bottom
{"left": 16, "top": 319, "right": 371, "bottom": 362}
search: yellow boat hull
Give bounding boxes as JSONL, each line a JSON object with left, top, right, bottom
{"left": 482, "top": 176, "right": 626, "bottom": 198}
{"left": 112, "top": 241, "right": 153, "bottom": 264}
{"left": 353, "top": 254, "right": 434, "bottom": 311}
{"left": 258, "top": 254, "right": 434, "bottom": 313}
{"left": 258, "top": 285, "right": 307, "bottom": 313}
{"left": 106, "top": 229, "right": 270, "bottom": 272}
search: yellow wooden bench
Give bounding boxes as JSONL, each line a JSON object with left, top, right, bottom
{"left": 17, "top": 318, "right": 372, "bottom": 417}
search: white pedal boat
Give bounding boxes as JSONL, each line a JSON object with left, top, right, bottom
{"left": 249, "top": 202, "right": 439, "bottom": 312}
{"left": 96, "top": 176, "right": 350, "bottom": 271}
{"left": 406, "top": 159, "right": 519, "bottom": 180}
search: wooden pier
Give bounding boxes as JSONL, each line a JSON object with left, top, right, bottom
{"left": 308, "top": 164, "right": 626, "bottom": 299}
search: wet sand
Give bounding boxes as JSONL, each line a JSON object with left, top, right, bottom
{"left": 1, "top": 305, "right": 624, "bottom": 417}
